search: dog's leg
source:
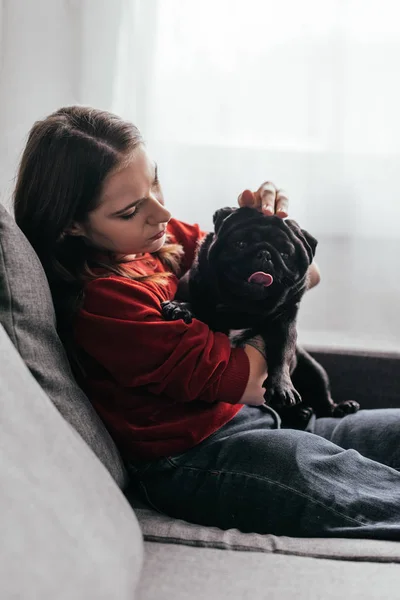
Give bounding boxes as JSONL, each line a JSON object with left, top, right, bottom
{"left": 290, "top": 347, "right": 334, "bottom": 417}
{"left": 291, "top": 347, "right": 360, "bottom": 417}
{"left": 259, "top": 309, "right": 302, "bottom": 408}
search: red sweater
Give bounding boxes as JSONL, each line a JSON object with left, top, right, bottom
{"left": 74, "top": 218, "right": 248, "bottom": 462}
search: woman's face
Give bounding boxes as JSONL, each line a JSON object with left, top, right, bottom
{"left": 70, "top": 145, "right": 171, "bottom": 258}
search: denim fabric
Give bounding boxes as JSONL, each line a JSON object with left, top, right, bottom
{"left": 128, "top": 405, "right": 400, "bottom": 540}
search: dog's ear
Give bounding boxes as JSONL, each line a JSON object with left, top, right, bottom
{"left": 300, "top": 228, "right": 318, "bottom": 258}
{"left": 285, "top": 219, "right": 318, "bottom": 261}
{"left": 212, "top": 207, "right": 236, "bottom": 234}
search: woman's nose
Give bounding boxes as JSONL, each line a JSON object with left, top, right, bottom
{"left": 160, "top": 206, "right": 172, "bottom": 223}
{"left": 147, "top": 196, "right": 171, "bottom": 224}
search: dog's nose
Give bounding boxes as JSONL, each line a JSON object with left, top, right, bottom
{"left": 257, "top": 250, "right": 272, "bottom": 261}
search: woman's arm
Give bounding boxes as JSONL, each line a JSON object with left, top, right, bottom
{"left": 76, "top": 276, "right": 254, "bottom": 406}
{"left": 239, "top": 343, "right": 268, "bottom": 406}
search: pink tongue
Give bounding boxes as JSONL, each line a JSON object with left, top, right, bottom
{"left": 248, "top": 271, "right": 274, "bottom": 287}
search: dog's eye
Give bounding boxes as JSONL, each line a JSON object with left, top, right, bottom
{"left": 235, "top": 241, "right": 247, "bottom": 249}
{"left": 280, "top": 252, "right": 289, "bottom": 259}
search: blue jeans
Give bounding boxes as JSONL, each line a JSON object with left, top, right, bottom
{"left": 128, "top": 405, "right": 400, "bottom": 539}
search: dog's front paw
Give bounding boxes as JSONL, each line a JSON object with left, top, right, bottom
{"left": 264, "top": 378, "right": 302, "bottom": 408}
{"left": 161, "top": 300, "right": 193, "bottom": 324}
{"left": 332, "top": 400, "right": 360, "bottom": 418}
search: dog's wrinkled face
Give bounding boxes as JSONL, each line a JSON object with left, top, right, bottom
{"left": 206, "top": 206, "right": 317, "bottom": 310}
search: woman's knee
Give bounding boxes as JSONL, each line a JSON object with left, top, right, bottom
{"left": 315, "top": 409, "right": 400, "bottom": 469}
{"left": 218, "top": 427, "right": 339, "bottom": 476}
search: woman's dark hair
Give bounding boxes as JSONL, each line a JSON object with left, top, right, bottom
{"left": 13, "top": 106, "right": 183, "bottom": 364}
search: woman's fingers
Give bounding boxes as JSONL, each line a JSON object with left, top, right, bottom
{"left": 237, "top": 189, "right": 255, "bottom": 207}
{"left": 256, "top": 182, "right": 277, "bottom": 215}
{"left": 275, "top": 189, "right": 289, "bottom": 218}
{"left": 238, "top": 183, "right": 289, "bottom": 218}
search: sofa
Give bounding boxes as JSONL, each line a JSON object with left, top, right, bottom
{"left": 1, "top": 201, "right": 400, "bottom": 599}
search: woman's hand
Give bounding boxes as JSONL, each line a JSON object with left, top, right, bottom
{"left": 238, "top": 182, "right": 289, "bottom": 218}
{"left": 307, "top": 261, "right": 321, "bottom": 290}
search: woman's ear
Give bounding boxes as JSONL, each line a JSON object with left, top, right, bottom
{"left": 64, "top": 222, "right": 86, "bottom": 237}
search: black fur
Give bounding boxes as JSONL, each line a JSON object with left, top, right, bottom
{"left": 162, "top": 207, "right": 359, "bottom": 427}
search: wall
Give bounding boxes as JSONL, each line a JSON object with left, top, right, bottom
{"left": 0, "top": 0, "right": 122, "bottom": 209}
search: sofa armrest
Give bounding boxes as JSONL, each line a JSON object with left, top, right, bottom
{"left": 307, "top": 347, "right": 400, "bottom": 410}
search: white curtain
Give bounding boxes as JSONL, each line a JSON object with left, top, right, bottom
{"left": 1, "top": 0, "right": 399, "bottom": 350}
{"left": 112, "top": 0, "right": 400, "bottom": 351}
{"left": 3, "top": 0, "right": 399, "bottom": 237}
{"left": 113, "top": 0, "right": 400, "bottom": 240}
{"left": 0, "top": 0, "right": 124, "bottom": 208}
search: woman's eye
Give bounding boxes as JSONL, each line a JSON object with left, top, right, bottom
{"left": 120, "top": 207, "right": 139, "bottom": 220}
{"left": 235, "top": 241, "right": 247, "bottom": 249}
{"left": 119, "top": 201, "right": 144, "bottom": 220}
{"left": 120, "top": 212, "right": 136, "bottom": 220}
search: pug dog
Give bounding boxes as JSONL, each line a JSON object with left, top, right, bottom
{"left": 162, "top": 206, "right": 359, "bottom": 426}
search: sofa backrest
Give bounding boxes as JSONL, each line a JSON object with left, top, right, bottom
{"left": 0, "top": 203, "right": 127, "bottom": 488}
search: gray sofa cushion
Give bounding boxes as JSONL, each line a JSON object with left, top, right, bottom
{"left": 0, "top": 324, "right": 143, "bottom": 599}
{"left": 134, "top": 505, "right": 400, "bottom": 563}
{"left": 138, "top": 542, "right": 400, "bottom": 600}
{"left": 0, "top": 203, "right": 127, "bottom": 487}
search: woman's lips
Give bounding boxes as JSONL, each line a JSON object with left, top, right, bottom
{"left": 149, "top": 229, "right": 166, "bottom": 241}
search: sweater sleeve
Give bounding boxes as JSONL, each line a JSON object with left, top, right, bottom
{"left": 75, "top": 276, "right": 249, "bottom": 405}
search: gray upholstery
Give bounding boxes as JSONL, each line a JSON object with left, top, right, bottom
{"left": 310, "top": 347, "right": 400, "bottom": 410}
{"left": 134, "top": 506, "right": 400, "bottom": 562}
{"left": 0, "top": 324, "right": 143, "bottom": 599}
{"left": 137, "top": 542, "right": 400, "bottom": 600}
{"left": 0, "top": 203, "right": 127, "bottom": 487}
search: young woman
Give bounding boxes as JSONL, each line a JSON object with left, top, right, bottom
{"left": 14, "top": 106, "right": 400, "bottom": 539}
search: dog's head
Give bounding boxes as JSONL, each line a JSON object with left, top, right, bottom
{"left": 200, "top": 206, "right": 317, "bottom": 312}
